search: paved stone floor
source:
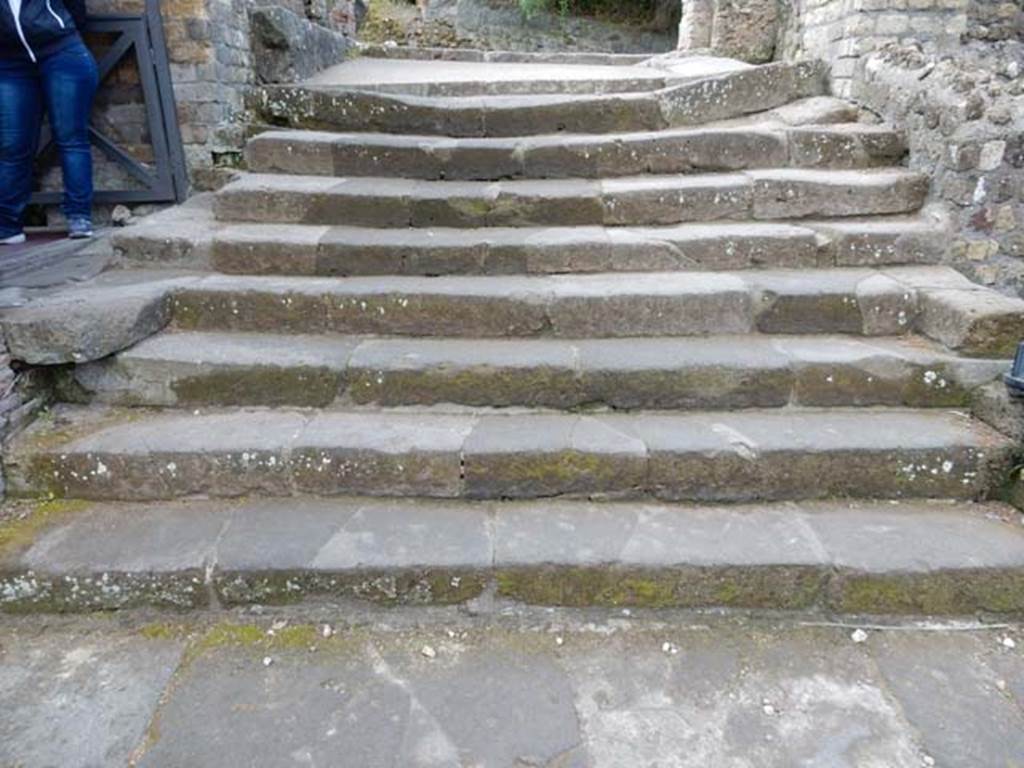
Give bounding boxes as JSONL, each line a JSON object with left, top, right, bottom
{"left": 0, "top": 605, "right": 1020, "bottom": 767}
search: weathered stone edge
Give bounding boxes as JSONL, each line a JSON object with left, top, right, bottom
{"left": 2, "top": 564, "right": 1022, "bottom": 616}
{"left": 3, "top": 267, "right": 1021, "bottom": 363}
{"left": 247, "top": 59, "right": 828, "bottom": 136}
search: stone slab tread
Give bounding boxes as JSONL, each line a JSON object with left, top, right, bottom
{"left": 2, "top": 496, "right": 1022, "bottom": 615}
{"left": 70, "top": 331, "right": 1007, "bottom": 410}
{"left": 212, "top": 169, "right": 929, "bottom": 228}
{"left": 5, "top": 405, "right": 1014, "bottom": 503}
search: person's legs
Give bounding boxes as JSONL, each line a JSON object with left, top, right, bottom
{"left": 39, "top": 37, "right": 98, "bottom": 233}
{"left": 0, "top": 59, "right": 43, "bottom": 243}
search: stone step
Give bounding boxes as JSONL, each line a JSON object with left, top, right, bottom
{"left": 5, "top": 405, "right": 1013, "bottom": 503}
{"left": 2, "top": 496, "right": 1021, "bottom": 615}
{"left": 166, "top": 267, "right": 950, "bottom": 341}
{"left": 69, "top": 332, "right": 1005, "bottom": 410}
{"left": 209, "top": 217, "right": 948, "bottom": 276}
{"left": 249, "top": 60, "right": 827, "bottom": 136}
{"left": 302, "top": 57, "right": 679, "bottom": 98}
{"left": 213, "top": 170, "right": 929, "bottom": 228}
{"left": 115, "top": 203, "right": 950, "bottom": 275}
{"left": 245, "top": 124, "right": 905, "bottom": 180}
{"left": 4, "top": 267, "right": 1018, "bottom": 364}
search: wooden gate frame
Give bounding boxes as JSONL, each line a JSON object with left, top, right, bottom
{"left": 32, "top": 0, "right": 189, "bottom": 206}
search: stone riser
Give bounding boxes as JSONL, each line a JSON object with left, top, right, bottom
{"left": 6, "top": 407, "right": 1013, "bottom": 504}
{"left": 213, "top": 170, "right": 930, "bottom": 228}
{"left": 69, "top": 332, "right": 1003, "bottom": 411}
{"left": 249, "top": 61, "right": 827, "bottom": 137}
{"left": 244, "top": 125, "right": 905, "bottom": 181}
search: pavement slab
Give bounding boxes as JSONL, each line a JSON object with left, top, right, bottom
{"left": 0, "top": 615, "right": 1020, "bottom": 767}
{"left": 0, "top": 627, "right": 185, "bottom": 768}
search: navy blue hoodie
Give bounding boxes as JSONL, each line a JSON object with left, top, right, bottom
{"left": 1, "top": 0, "right": 87, "bottom": 62}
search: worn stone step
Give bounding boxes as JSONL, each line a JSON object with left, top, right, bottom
{"left": 5, "top": 405, "right": 1013, "bottom": 503}
{"left": 245, "top": 124, "right": 905, "bottom": 180}
{"left": 301, "top": 57, "right": 678, "bottom": 98}
{"left": 2, "top": 496, "right": 1021, "bottom": 615}
{"left": 213, "top": 170, "right": 929, "bottom": 228}
{"left": 70, "top": 332, "right": 1005, "bottom": 410}
{"left": 115, "top": 202, "right": 950, "bottom": 275}
{"left": 168, "top": 268, "right": 925, "bottom": 339}
{"left": 5, "top": 267, "right": 1019, "bottom": 364}
{"left": 249, "top": 60, "right": 827, "bottom": 137}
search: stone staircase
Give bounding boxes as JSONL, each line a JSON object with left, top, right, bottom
{"left": 3, "top": 52, "right": 1024, "bottom": 616}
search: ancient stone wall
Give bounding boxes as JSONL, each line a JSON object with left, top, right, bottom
{"left": 852, "top": 39, "right": 1023, "bottom": 297}
{"left": 677, "top": 0, "right": 781, "bottom": 63}
{"left": 779, "top": 0, "right": 970, "bottom": 97}
{"left": 411, "top": 0, "right": 678, "bottom": 54}
{"left": 678, "top": 0, "right": 972, "bottom": 86}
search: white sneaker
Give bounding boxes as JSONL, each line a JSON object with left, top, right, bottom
{"left": 0, "top": 232, "right": 26, "bottom": 245}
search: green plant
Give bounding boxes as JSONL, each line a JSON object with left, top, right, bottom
{"left": 517, "top": 0, "right": 658, "bottom": 24}
{"left": 518, "top": 0, "right": 548, "bottom": 18}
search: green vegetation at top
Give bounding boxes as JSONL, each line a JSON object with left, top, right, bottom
{"left": 518, "top": 0, "right": 661, "bottom": 23}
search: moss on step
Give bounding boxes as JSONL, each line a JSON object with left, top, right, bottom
{"left": 172, "top": 367, "right": 341, "bottom": 408}
{"left": 0, "top": 498, "right": 92, "bottom": 559}
{"left": 495, "top": 565, "right": 826, "bottom": 610}
{"left": 0, "top": 570, "right": 208, "bottom": 614}
{"left": 832, "top": 570, "right": 1024, "bottom": 615}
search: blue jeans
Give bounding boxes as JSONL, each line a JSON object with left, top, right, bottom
{"left": 0, "top": 37, "right": 98, "bottom": 237}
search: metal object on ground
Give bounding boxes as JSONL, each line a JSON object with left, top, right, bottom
{"left": 1006, "top": 342, "right": 1024, "bottom": 398}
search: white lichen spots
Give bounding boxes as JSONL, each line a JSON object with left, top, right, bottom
{"left": 1, "top": 574, "right": 42, "bottom": 601}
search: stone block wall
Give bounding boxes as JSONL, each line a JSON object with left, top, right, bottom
{"left": 852, "top": 38, "right": 1023, "bottom": 295}
{"left": 415, "top": 0, "right": 679, "bottom": 54}
{"left": 677, "top": 0, "right": 781, "bottom": 63}
{"left": 677, "top": 0, "right": 969, "bottom": 72}
{"left": 778, "top": 0, "right": 970, "bottom": 97}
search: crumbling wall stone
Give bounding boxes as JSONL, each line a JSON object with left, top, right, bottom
{"left": 677, "top": 0, "right": 780, "bottom": 63}
{"left": 853, "top": 39, "right": 1024, "bottom": 296}
{"left": 779, "top": 0, "right": 969, "bottom": 97}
